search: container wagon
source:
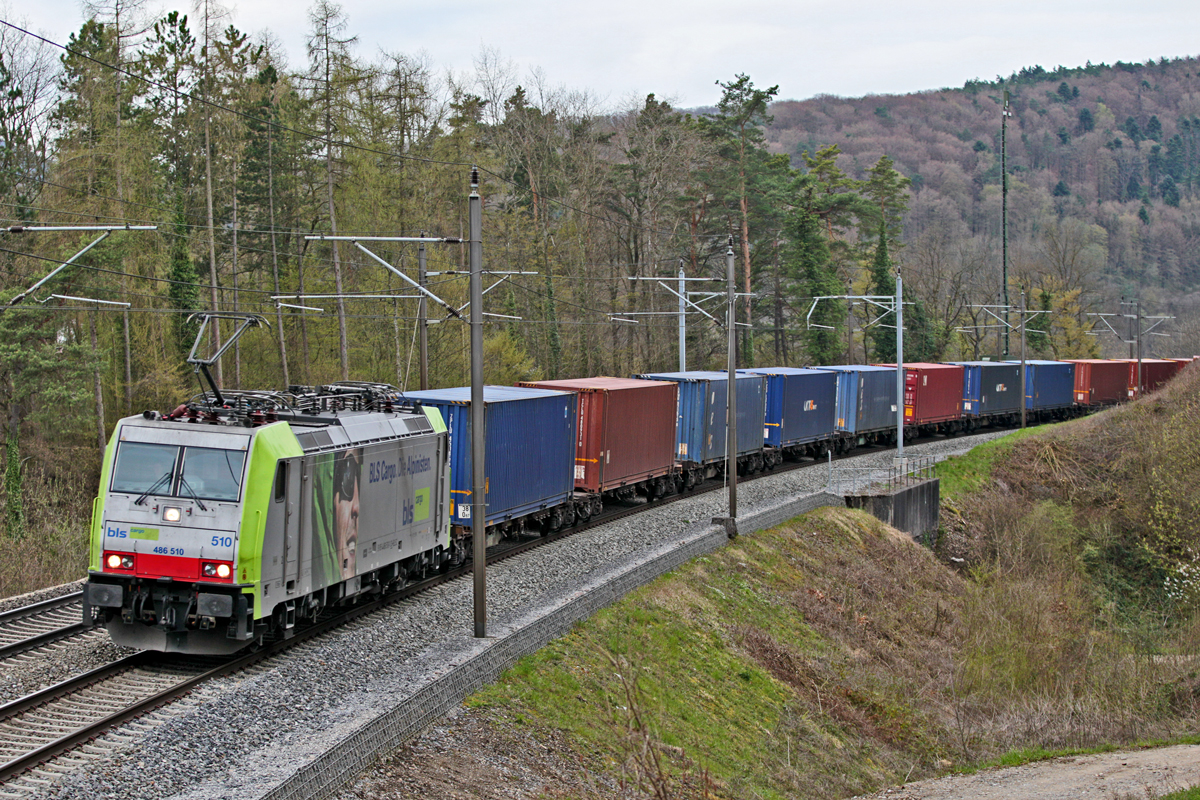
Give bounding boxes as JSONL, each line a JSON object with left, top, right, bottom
{"left": 739, "top": 367, "right": 838, "bottom": 457}
{"left": 1010, "top": 360, "right": 1076, "bottom": 418}
{"left": 876, "top": 362, "right": 963, "bottom": 433}
{"left": 1112, "top": 358, "right": 1184, "bottom": 398}
{"left": 632, "top": 371, "right": 768, "bottom": 483}
{"left": 403, "top": 386, "right": 579, "bottom": 538}
{"left": 518, "top": 376, "right": 678, "bottom": 504}
{"left": 811, "top": 365, "right": 898, "bottom": 446}
{"left": 1063, "top": 359, "right": 1127, "bottom": 406}
{"left": 950, "top": 361, "right": 1021, "bottom": 425}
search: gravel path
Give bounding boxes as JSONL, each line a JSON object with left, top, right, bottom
{"left": 852, "top": 746, "right": 1200, "bottom": 799}
{"left": 24, "top": 431, "right": 1010, "bottom": 800}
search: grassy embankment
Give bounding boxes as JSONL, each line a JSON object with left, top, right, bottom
{"left": 461, "top": 365, "right": 1200, "bottom": 799}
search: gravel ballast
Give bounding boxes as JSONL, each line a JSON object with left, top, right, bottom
{"left": 32, "top": 431, "right": 1011, "bottom": 800}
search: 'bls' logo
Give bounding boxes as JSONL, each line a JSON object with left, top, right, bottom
{"left": 106, "top": 526, "right": 127, "bottom": 539}
{"left": 402, "top": 498, "right": 414, "bottom": 526}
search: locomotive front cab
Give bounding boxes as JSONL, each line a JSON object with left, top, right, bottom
{"left": 84, "top": 419, "right": 263, "bottom": 654}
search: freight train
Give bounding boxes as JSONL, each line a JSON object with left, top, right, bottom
{"left": 83, "top": 357, "right": 1190, "bottom": 654}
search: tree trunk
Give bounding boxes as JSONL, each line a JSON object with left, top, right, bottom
{"left": 739, "top": 180, "right": 753, "bottom": 368}
{"left": 268, "top": 127, "right": 289, "bottom": 388}
{"left": 323, "top": 41, "right": 349, "bottom": 381}
{"left": 113, "top": 7, "right": 133, "bottom": 416}
{"left": 295, "top": 232, "right": 311, "bottom": 384}
{"left": 204, "top": 106, "right": 222, "bottom": 385}
{"left": 90, "top": 310, "right": 106, "bottom": 453}
{"left": 4, "top": 418, "right": 22, "bottom": 539}
{"left": 232, "top": 161, "right": 241, "bottom": 390}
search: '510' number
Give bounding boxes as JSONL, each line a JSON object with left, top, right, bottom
{"left": 211, "top": 536, "right": 233, "bottom": 548}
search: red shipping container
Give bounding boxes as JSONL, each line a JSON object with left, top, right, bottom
{"left": 875, "top": 363, "right": 963, "bottom": 425}
{"left": 1112, "top": 358, "right": 1182, "bottom": 398}
{"left": 1064, "top": 359, "right": 1127, "bottom": 405}
{"left": 517, "top": 377, "right": 678, "bottom": 493}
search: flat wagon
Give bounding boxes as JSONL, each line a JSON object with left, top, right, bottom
{"left": 518, "top": 376, "right": 678, "bottom": 502}
{"left": 740, "top": 367, "right": 838, "bottom": 457}
{"left": 404, "top": 386, "right": 578, "bottom": 536}
{"left": 811, "top": 365, "right": 898, "bottom": 445}
{"left": 633, "top": 371, "right": 768, "bottom": 478}
{"left": 1063, "top": 359, "right": 1127, "bottom": 406}
{"left": 951, "top": 361, "right": 1021, "bottom": 422}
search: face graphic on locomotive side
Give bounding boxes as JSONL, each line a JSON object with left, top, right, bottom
{"left": 311, "top": 447, "right": 362, "bottom": 584}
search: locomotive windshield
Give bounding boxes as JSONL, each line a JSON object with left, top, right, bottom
{"left": 111, "top": 442, "right": 245, "bottom": 501}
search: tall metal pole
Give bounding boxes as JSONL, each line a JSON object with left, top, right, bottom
{"left": 678, "top": 261, "right": 687, "bottom": 372}
{"left": 1020, "top": 291, "right": 1027, "bottom": 429}
{"left": 846, "top": 282, "right": 854, "bottom": 363}
{"left": 469, "top": 168, "right": 487, "bottom": 638}
{"left": 1136, "top": 299, "right": 1143, "bottom": 397}
{"left": 895, "top": 267, "right": 905, "bottom": 461}
{"left": 1126, "top": 299, "right": 1134, "bottom": 359}
{"left": 418, "top": 236, "right": 429, "bottom": 390}
{"left": 1002, "top": 88, "right": 1010, "bottom": 359}
{"left": 725, "top": 238, "right": 738, "bottom": 522}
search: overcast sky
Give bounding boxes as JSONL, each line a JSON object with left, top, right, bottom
{"left": 8, "top": 0, "right": 1200, "bottom": 110}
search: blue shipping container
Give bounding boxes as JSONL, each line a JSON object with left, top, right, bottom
{"left": 812, "top": 365, "right": 898, "bottom": 434}
{"left": 1007, "top": 360, "right": 1075, "bottom": 410}
{"left": 633, "top": 371, "right": 765, "bottom": 465}
{"left": 951, "top": 361, "right": 1021, "bottom": 416}
{"left": 402, "top": 386, "right": 577, "bottom": 530}
{"left": 740, "top": 368, "right": 838, "bottom": 447}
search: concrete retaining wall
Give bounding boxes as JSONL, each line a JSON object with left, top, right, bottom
{"left": 846, "top": 478, "right": 940, "bottom": 542}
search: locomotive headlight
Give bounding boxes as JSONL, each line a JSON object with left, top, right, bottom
{"left": 215, "top": 564, "right": 232, "bottom": 579}
{"left": 163, "top": 506, "right": 182, "bottom": 523}
{"left": 106, "top": 553, "right": 122, "bottom": 569}
{"left": 121, "top": 556, "right": 134, "bottom": 569}
{"left": 202, "top": 563, "right": 217, "bottom": 577}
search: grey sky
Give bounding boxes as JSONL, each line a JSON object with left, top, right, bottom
{"left": 10, "top": 0, "right": 1200, "bottom": 109}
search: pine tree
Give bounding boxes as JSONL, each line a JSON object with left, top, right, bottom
{"left": 786, "top": 185, "right": 842, "bottom": 364}
{"left": 867, "top": 220, "right": 896, "bottom": 362}
{"left": 698, "top": 74, "right": 779, "bottom": 367}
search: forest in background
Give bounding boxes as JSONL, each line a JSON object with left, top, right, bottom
{"left": 0, "top": 0, "right": 1197, "bottom": 550}
{"left": 768, "top": 57, "right": 1200, "bottom": 363}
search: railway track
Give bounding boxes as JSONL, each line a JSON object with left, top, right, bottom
{"left": 0, "top": 428, "right": 993, "bottom": 796}
{"left": 0, "top": 593, "right": 92, "bottom": 661}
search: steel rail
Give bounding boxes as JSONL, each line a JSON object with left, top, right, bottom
{"left": 0, "top": 591, "right": 91, "bottom": 660}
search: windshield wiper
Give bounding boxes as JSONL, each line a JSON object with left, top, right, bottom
{"left": 135, "top": 471, "right": 173, "bottom": 506}
{"left": 178, "top": 476, "right": 208, "bottom": 511}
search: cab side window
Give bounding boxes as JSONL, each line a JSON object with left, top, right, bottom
{"left": 274, "top": 462, "right": 288, "bottom": 503}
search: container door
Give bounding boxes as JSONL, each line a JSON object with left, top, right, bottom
{"left": 904, "top": 370, "right": 918, "bottom": 423}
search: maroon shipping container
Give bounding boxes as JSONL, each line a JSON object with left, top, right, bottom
{"left": 875, "top": 363, "right": 963, "bottom": 425}
{"left": 1112, "top": 358, "right": 1183, "bottom": 398}
{"left": 1064, "top": 359, "right": 1128, "bottom": 405}
{"left": 517, "top": 377, "right": 678, "bottom": 493}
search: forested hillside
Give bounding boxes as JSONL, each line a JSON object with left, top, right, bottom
{"left": 0, "top": 0, "right": 1198, "bottom": 557}
{"left": 767, "top": 58, "right": 1200, "bottom": 359}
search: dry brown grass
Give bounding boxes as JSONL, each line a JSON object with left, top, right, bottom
{"left": 938, "top": 364, "right": 1200, "bottom": 761}
{"left": 0, "top": 456, "right": 96, "bottom": 597}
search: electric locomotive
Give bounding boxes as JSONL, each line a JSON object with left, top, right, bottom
{"left": 83, "top": 382, "right": 451, "bottom": 654}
